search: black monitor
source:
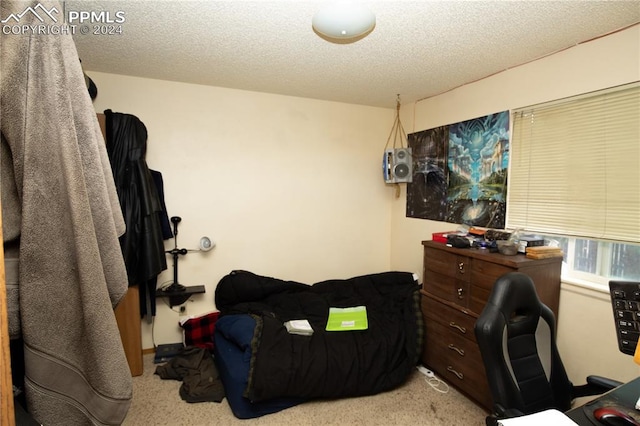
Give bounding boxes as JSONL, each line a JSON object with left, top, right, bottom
{"left": 609, "top": 280, "right": 640, "bottom": 356}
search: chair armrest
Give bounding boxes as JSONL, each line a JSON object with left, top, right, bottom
{"left": 586, "top": 375, "right": 623, "bottom": 391}
{"left": 573, "top": 375, "right": 623, "bottom": 398}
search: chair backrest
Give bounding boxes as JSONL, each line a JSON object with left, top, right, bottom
{"left": 474, "top": 272, "right": 573, "bottom": 415}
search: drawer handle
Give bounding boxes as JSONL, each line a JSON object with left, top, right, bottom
{"left": 457, "top": 287, "right": 464, "bottom": 299}
{"left": 458, "top": 262, "right": 465, "bottom": 274}
{"left": 448, "top": 344, "right": 465, "bottom": 356}
{"left": 449, "top": 322, "right": 467, "bottom": 334}
{"left": 447, "top": 366, "right": 464, "bottom": 380}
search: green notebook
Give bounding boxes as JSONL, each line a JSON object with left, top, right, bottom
{"left": 326, "top": 306, "right": 368, "bottom": 331}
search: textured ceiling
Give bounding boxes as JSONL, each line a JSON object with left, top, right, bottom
{"left": 71, "top": 1, "right": 640, "bottom": 108}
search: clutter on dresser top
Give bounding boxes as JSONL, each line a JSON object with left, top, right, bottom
{"left": 431, "top": 226, "right": 563, "bottom": 259}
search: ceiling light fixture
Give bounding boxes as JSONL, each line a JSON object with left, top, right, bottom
{"left": 312, "top": 1, "right": 376, "bottom": 44}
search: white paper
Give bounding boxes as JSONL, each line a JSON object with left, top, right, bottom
{"left": 497, "top": 409, "right": 578, "bottom": 426}
{"left": 288, "top": 320, "right": 312, "bottom": 331}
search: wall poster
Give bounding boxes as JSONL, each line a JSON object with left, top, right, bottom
{"left": 406, "top": 111, "right": 509, "bottom": 228}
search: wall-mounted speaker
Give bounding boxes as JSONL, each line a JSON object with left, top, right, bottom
{"left": 382, "top": 148, "right": 413, "bottom": 183}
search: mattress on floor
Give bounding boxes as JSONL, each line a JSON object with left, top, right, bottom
{"left": 213, "top": 314, "right": 305, "bottom": 419}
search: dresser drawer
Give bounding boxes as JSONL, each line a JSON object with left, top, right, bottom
{"left": 424, "top": 247, "right": 472, "bottom": 307}
{"left": 423, "top": 316, "right": 479, "bottom": 366}
{"left": 421, "top": 293, "right": 477, "bottom": 344}
{"left": 424, "top": 247, "right": 471, "bottom": 281}
{"left": 468, "top": 260, "right": 514, "bottom": 314}
{"left": 422, "top": 314, "right": 492, "bottom": 409}
{"left": 471, "top": 259, "right": 514, "bottom": 292}
{"left": 423, "top": 271, "right": 470, "bottom": 307}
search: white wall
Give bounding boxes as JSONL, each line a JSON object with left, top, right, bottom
{"left": 390, "top": 25, "right": 640, "bottom": 384}
{"left": 92, "top": 77, "right": 397, "bottom": 348}
{"left": 93, "top": 25, "right": 640, "bottom": 384}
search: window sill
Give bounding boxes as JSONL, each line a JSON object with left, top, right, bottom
{"left": 561, "top": 275, "right": 609, "bottom": 295}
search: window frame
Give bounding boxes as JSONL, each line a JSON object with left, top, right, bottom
{"left": 538, "top": 236, "right": 640, "bottom": 291}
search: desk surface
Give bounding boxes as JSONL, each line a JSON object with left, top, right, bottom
{"left": 566, "top": 377, "right": 640, "bottom": 425}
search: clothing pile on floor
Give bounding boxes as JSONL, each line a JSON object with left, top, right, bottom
{"left": 155, "top": 346, "right": 225, "bottom": 403}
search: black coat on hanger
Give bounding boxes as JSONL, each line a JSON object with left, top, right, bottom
{"left": 104, "top": 109, "right": 167, "bottom": 287}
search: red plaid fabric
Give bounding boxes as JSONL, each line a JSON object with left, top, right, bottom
{"left": 180, "top": 311, "right": 220, "bottom": 351}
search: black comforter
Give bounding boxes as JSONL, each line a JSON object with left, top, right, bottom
{"left": 215, "top": 270, "right": 423, "bottom": 402}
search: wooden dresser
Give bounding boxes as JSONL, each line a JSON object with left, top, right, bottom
{"left": 420, "top": 240, "right": 562, "bottom": 410}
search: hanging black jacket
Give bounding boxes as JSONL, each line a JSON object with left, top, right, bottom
{"left": 104, "top": 110, "right": 167, "bottom": 285}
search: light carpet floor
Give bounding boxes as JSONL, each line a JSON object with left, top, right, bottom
{"left": 122, "top": 354, "right": 488, "bottom": 425}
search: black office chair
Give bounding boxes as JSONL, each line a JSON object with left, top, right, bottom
{"left": 474, "top": 272, "right": 621, "bottom": 425}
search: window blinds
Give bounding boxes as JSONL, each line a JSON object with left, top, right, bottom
{"left": 508, "top": 83, "right": 640, "bottom": 244}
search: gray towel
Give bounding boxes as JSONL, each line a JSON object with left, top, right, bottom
{"left": 1, "top": 1, "right": 132, "bottom": 424}
{"left": 4, "top": 258, "right": 20, "bottom": 339}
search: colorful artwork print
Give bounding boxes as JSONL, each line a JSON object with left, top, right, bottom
{"left": 446, "top": 111, "right": 509, "bottom": 228}
{"left": 406, "top": 111, "right": 509, "bottom": 228}
{"left": 406, "top": 126, "right": 449, "bottom": 221}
